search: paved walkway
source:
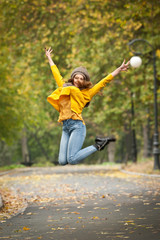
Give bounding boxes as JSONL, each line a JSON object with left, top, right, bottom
{"left": 0, "top": 165, "right": 160, "bottom": 239}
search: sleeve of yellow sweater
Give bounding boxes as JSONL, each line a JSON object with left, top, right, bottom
{"left": 51, "top": 65, "right": 65, "bottom": 87}
{"left": 88, "top": 74, "right": 114, "bottom": 99}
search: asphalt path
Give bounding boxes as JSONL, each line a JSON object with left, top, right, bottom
{"left": 0, "top": 165, "right": 160, "bottom": 240}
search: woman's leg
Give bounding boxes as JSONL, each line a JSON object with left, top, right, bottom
{"left": 58, "top": 127, "right": 70, "bottom": 165}
{"left": 67, "top": 121, "right": 97, "bottom": 165}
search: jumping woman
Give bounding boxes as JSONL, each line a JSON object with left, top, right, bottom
{"left": 45, "top": 47, "right": 130, "bottom": 166}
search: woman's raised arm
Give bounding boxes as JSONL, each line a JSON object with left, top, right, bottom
{"left": 88, "top": 60, "right": 130, "bottom": 99}
{"left": 45, "top": 47, "right": 64, "bottom": 87}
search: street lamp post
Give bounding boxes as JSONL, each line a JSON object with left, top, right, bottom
{"left": 128, "top": 39, "right": 160, "bottom": 170}
{"left": 131, "top": 92, "right": 137, "bottom": 163}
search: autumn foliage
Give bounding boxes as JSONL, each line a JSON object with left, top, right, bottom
{"left": 0, "top": 0, "right": 160, "bottom": 165}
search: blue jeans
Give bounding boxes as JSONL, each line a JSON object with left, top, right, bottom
{"left": 58, "top": 119, "right": 97, "bottom": 165}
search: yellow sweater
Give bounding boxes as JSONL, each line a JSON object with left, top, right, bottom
{"left": 58, "top": 95, "right": 84, "bottom": 123}
{"left": 47, "top": 65, "right": 114, "bottom": 115}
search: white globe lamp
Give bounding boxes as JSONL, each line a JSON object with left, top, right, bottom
{"left": 130, "top": 56, "right": 142, "bottom": 68}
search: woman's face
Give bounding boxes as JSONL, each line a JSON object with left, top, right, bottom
{"left": 73, "top": 74, "right": 85, "bottom": 88}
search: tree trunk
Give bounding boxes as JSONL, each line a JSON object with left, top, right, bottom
{"left": 143, "top": 122, "right": 152, "bottom": 158}
{"left": 131, "top": 129, "right": 137, "bottom": 163}
{"left": 0, "top": 141, "right": 11, "bottom": 166}
{"left": 108, "top": 141, "right": 116, "bottom": 162}
{"left": 21, "top": 127, "right": 30, "bottom": 163}
{"left": 33, "top": 133, "right": 50, "bottom": 161}
{"left": 124, "top": 124, "right": 132, "bottom": 164}
{"left": 131, "top": 92, "right": 137, "bottom": 163}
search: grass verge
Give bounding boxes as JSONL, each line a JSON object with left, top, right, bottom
{"left": 122, "top": 158, "right": 160, "bottom": 175}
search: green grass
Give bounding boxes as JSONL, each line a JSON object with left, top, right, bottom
{"left": 0, "top": 164, "right": 25, "bottom": 171}
{"left": 32, "top": 161, "right": 55, "bottom": 167}
{"left": 100, "top": 162, "right": 121, "bottom": 169}
{"left": 0, "top": 161, "right": 56, "bottom": 171}
{"left": 102, "top": 162, "right": 115, "bottom": 165}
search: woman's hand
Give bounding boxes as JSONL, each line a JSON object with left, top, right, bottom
{"left": 45, "top": 47, "right": 53, "bottom": 58}
{"left": 119, "top": 60, "right": 130, "bottom": 71}
{"left": 111, "top": 59, "right": 130, "bottom": 77}
{"left": 45, "top": 47, "right": 55, "bottom": 66}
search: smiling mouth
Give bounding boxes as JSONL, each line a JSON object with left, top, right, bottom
{"left": 74, "top": 82, "right": 79, "bottom": 86}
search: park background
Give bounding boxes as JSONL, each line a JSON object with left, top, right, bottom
{"left": 0, "top": 0, "right": 160, "bottom": 170}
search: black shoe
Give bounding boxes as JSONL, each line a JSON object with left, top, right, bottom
{"left": 94, "top": 137, "right": 116, "bottom": 151}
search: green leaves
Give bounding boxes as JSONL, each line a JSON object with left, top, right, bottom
{"left": 0, "top": 0, "right": 160, "bottom": 163}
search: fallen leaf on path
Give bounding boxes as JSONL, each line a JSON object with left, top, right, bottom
{"left": 132, "top": 196, "right": 140, "bottom": 199}
{"left": 100, "top": 232, "right": 109, "bottom": 234}
{"left": 23, "top": 226, "right": 31, "bottom": 231}
{"left": 92, "top": 216, "right": 99, "bottom": 219}
{"left": 57, "top": 227, "right": 65, "bottom": 230}
{"left": 93, "top": 207, "right": 100, "bottom": 209}
{"left": 26, "top": 212, "right": 33, "bottom": 215}
{"left": 116, "top": 204, "right": 121, "bottom": 207}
